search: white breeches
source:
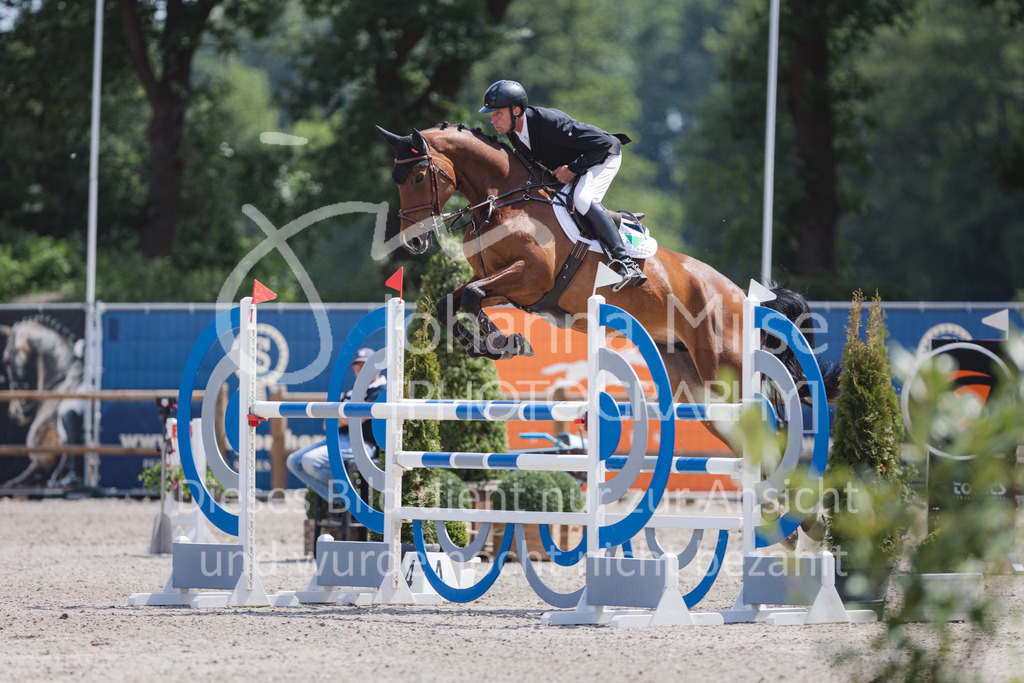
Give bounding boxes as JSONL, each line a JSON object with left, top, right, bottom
{"left": 572, "top": 153, "right": 621, "bottom": 215}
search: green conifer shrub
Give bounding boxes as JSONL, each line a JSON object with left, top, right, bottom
{"left": 412, "top": 242, "right": 508, "bottom": 480}
{"left": 825, "top": 290, "right": 915, "bottom": 568}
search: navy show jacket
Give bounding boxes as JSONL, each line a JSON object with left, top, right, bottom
{"left": 508, "top": 106, "right": 630, "bottom": 175}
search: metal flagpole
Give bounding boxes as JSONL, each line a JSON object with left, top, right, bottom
{"left": 761, "top": 0, "right": 781, "bottom": 286}
{"left": 84, "top": 0, "right": 104, "bottom": 487}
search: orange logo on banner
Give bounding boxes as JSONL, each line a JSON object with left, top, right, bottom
{"left": 951, "top": 369, "right": 993, "bottom": 403}
{"left": 486, "top": 308, "right": 736, "bottom": 492}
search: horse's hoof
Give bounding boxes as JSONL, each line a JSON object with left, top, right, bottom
{"left": 498, "top": 334, "right": 534, "bottom": 360}
{"left": 509, "top": 333, "right": 534, "bottom": 358}
{"left": 517, "top": 335, "right": 535, "bottom": 357}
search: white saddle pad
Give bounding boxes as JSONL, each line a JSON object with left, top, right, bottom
{"left": 552, "top": 194, "right": 658, "bottom": 260}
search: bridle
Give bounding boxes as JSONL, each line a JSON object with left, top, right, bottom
{"left": 393, "top": 125, "right": 568, "bottom": 240}
{"left": 393, "top": 139, "right": 456, "bottom": 226}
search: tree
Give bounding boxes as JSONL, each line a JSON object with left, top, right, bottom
{"left": 282, "top": 1, "right": 512, "bottom": 210}
{"left": 626, "top": 0, "right": 733, "bottom": 198}
{"left": 0, "top": 0, "right": 296, "bottom": 302}
{"left": 117, "top": 0, "right": 285, "bottom": 259}
{"left": 843, "top": 0, "right": 1024, "bottom": 299}
{"left": 258, "top": 0, "right": 513, "bottom": 299}
{"left": 0, "top": 1, "right": 139, "bottom": 246}
{"left": 375, "top": 298, "right": 468, "bottom": 545}
{"left": 680, "top": 0, "right": 915, "bottom": 294}
{"left": 825, "top": 290, "right": 913, "bottom": 569}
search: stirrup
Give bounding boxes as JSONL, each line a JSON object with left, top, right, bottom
{"left": 609, "top": 259, "right": 647, "bottom": 292}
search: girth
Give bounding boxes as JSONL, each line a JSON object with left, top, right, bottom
{"left": 517, "top": 239, "right": 590, "bottom": 327}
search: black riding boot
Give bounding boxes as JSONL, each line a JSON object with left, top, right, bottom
{"left": 583, "top": 202, "right": 647, "bottom": 291}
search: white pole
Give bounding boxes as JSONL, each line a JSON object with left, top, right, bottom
{"left": 383, "top": 297, "right": 406, "bottom": 592}
{"left": 227, "top": 296, "right": 269, "bottom": 606}
{"left": 239, "top": 297, "right": 256, "bottom": 593}
{"left": 87, "top": 0, "right": 102, "bottom": 305}
{"left": 84, "top": 0, "right": 104, "bottom": 486}
{"left": 586, "top": 295, "right": 605, "bottom": 559}
{"left": 760, "top": 0, "right": 781, "bottom": 286}
{"left": 741, "top": 289, "right": 758, "bottom": 557}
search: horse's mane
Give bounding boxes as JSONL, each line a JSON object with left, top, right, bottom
{"left": 3, "top": 314, "right": 82, "bottom": 390}
{"left": 9, "top": 315, "right": 80, "bottom": 345}
{"left": 426, "top": 121, "right": 553, "bottom": 180}
{"left": 429, "top": 121, "right": 507, "bottom": 150}
{"left": 5, "top": 315, "right": 81, "bottom": 371}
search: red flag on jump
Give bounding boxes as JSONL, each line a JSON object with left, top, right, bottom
{"left": 252, "top": 280, "right": 277, "bottom": 304}
{"left": 385, "top": 267, "right": 404, "bottom": 301}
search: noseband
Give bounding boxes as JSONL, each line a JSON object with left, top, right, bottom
{"left": 392, "top": 127, "right": 565, "bottom": 239}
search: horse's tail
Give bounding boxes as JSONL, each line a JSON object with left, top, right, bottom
{"left": 762, "top": 286, "right": 841, "bottom": 402}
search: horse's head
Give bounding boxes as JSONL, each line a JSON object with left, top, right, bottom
{"left": 376, "top": 126, "right": 457, "bottom": 255}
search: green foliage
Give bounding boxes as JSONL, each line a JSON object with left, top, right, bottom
{"left": 0, "top": 227, "right": 83, "bottom": 302}
{"left": 0, "top": 0, "right": 146, "bottom": 251}
{"left": 411, "top": 243, "right": 508, "bottom": 480}
{"left": 435, "top": 469, "right": 470, "bottom": 548}
{"left": 395, "top": 317, "right": 442, "bottom": 544}
{"left": 92, "top": 251, "right": 227, "bottom": 303}
{"left": 137, "top": 462, "right": 226, "bottom": 503}
{"left": 276, "top": 0, "right": 513, "bottom": 303}
{"left": 303, "top": 486, "right": 318, "bottom": 520}
{"left": 492, "top": 470, "right": 583, "bottom": 513}
{"left": 840, "top": 0, "right": 1024, "bottom": 300}
{"left": 898, "top": 339, "right": 1020, "bottom": 577}
{"left": 861, "top": 327, "right": 1024, "bottom": 682}
{"left": 465, "top": 0, "right": 638, "bottom": 128}
{"left": 680, "top": 0, "right": 916, "bottom": 297}
{"left": 386, "top": 309, "right": 468, "bottom": 545}
{"left": 5, "top": 0, "right": 1024, "bottom": 304}
{"left": 404, "top": 319, "right": 443, "bottom": 456}
{"left": 435, "top": 469, "right": 471, "bottom": 510}
{"left": 825, "top": 290, "right": 915, "bottom": 566}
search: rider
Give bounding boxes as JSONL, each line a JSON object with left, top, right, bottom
{"left": 479, "top": 79, "right": 647, "bottom": 291}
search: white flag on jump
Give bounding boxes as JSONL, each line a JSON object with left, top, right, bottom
{"left": 594, "top": 262, "right": 621, "bottom": 293}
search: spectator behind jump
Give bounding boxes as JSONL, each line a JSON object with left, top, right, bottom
{"left": 285, "top": 347, "right": 385, "bottom": 506}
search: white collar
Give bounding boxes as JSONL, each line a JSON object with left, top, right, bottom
{"left": 516, "top": 116, "right": 531, "bottom": 149}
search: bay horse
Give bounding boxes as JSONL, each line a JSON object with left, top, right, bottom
{"left": 1, "top": 318, "right": 84, "bottom": 486}
{"left": 375, "top": 122, "right": 837, "bottom": 416}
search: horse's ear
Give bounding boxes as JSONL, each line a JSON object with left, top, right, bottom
{"left": 411, "top": 129, "right": 429, "bottom": 155}
{"left": 0, "top": 325, "right": 10, "bottom": 338}
{"left": 375, "top": 125, "right": 403, "bottom": 153}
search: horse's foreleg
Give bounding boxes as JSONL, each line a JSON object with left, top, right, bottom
{"left": 437, "top": 284, "right": 534, "bottom": 360}
{"left": 461, "top": 282, "right": 534, "bottom": 360}
{"left": 436, "top": 286, "right": 481, "bottom": 355}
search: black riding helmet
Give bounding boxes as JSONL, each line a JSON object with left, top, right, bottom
{"left": 479, "top": 80, "right": 528, "bottom": 115}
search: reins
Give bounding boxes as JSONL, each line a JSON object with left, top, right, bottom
{"left": 442, "top": 176, "right": 567, "bottom": 235}
{"left": 395, "top": 123, "right": 569, "bottom": 235}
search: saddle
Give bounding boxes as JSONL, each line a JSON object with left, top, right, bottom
{"left": 571, "top": 209, "right": 646, "bottom": 241}
{"left": 521, "top": 206, "right": 652, "bottom": 327}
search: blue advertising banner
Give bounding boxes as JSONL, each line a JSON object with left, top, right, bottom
{"left": 807, "top": 302, "right": 1023, "bottom": 366}
{"left": 98, "top": 303, "right": 381, "bottom": 490}
{"left": 3, "top": 299, "right": 1022, "bottom": 492}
